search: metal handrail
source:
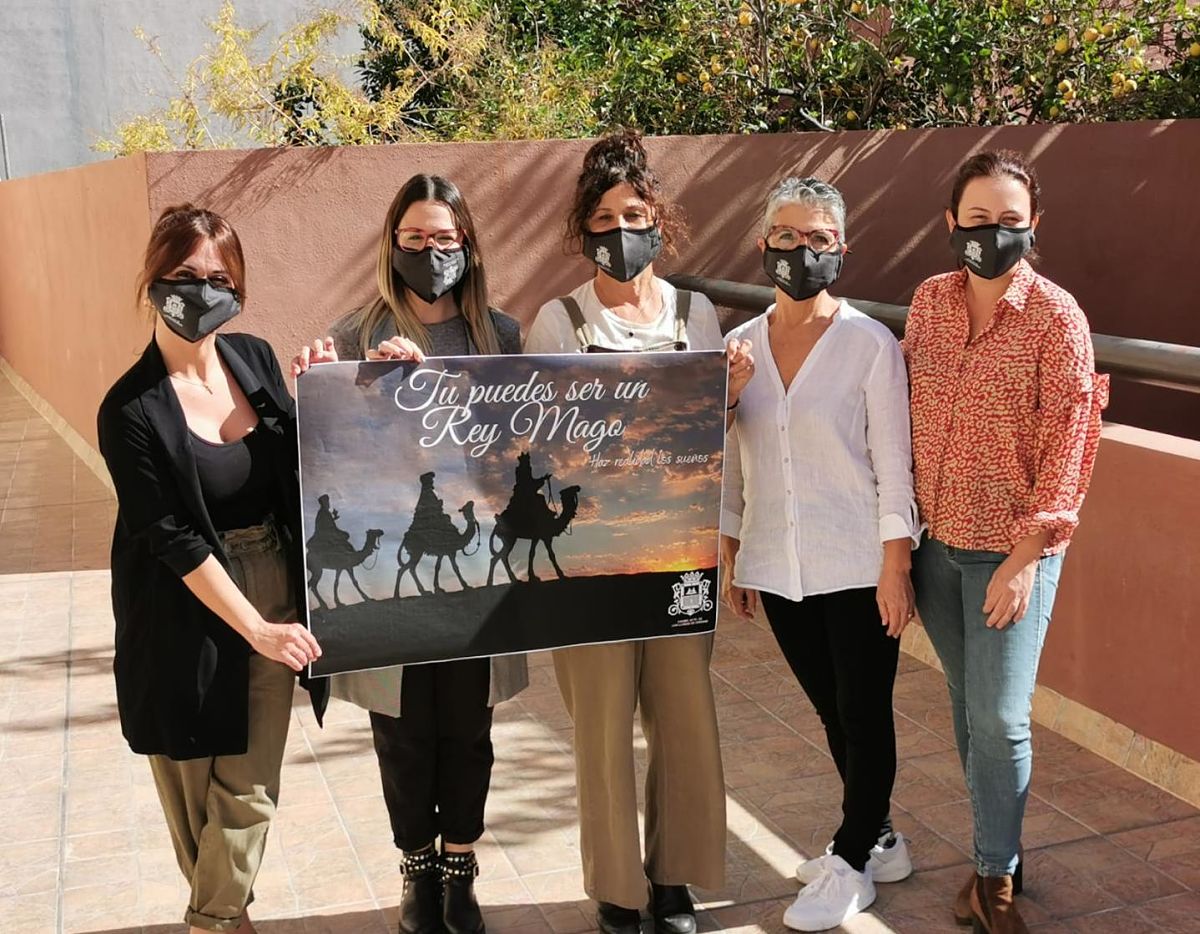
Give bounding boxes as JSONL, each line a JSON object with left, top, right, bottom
{"left": 668, "top": 274, "right": 1200, "bottom": 394}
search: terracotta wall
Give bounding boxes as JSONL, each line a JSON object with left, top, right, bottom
{"left": 1046, "top": 427, "right": 1200, "bottom": 761}
{"left": 143, "top": 121, "right": 1200, "bottom": 437}
{"left": 0, "top": 155, "right": 152, "bottom": 447}
{"left": 1, "top": 124, "right": 1198, "bottom": 762}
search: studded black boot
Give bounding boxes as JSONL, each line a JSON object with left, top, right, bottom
{"left": 399, "top": 845, "right": 444, "bottom": 934}
{"left": 441, "top": 849, "right": 485, "bottom": 934}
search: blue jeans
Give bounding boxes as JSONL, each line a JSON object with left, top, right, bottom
{"left": 913, "top": 536, "right": 1064, "bottom": 877}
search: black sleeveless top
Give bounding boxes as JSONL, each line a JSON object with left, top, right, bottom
{"left": 188, "top": 425, "right": 276, "bottom": 531}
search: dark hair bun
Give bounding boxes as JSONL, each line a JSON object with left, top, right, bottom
{"left": 565, "top": 129, "right": 685, "bottom": 257}
{"left": 581, "top": 129, "right": 648, "bottom": 176}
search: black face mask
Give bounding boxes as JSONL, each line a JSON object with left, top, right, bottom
{"left": 950, "top": 223, "right": 1035, "bottom": 280}
{"left": 391, "top": 243, "right": 470, "bottom": 304}
{"left": 148, "top": 279, "right": 241, "bottom": 342}
{"left": 762, "top": 245, "right": 844, "bottom": 301}
{"left": 583, "top": 226, "right": 662, "bottom": 282}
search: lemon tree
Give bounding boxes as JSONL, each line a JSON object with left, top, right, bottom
{"left": 97, "top": 0, "right": 1200, "bottom": 154}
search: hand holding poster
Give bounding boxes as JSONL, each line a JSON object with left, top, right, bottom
{"left": 297, "top": 351, "right": 727, "bottom": 676}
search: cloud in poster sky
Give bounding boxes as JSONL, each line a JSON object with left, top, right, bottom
{"left": 297, "top": 352, "right": 727, "bottom": 599}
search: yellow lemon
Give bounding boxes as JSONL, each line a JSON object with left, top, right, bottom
{"left": 1057, "top": 78, "right": 1073, "bottom": 93}
{"left": 845, "top": 109, "right": 860, "bottom": 123}
{"left": 1063, "top": 88, "right": 1077, "bottom": 102}
{"left": 1083, "top": 27, "right": 1100, "bottom": 44}
{"left": 676, "top": 72, "right": 689, "bottom": 84}
{"left": 1054, "top": 37, "right": 1070, "bottom": 55}
{"left": 1049, "top": 104, "right": 1061, "bottom": 118}
{"left": 1123, "top": 35, "right": 1140, "bottom": 50}
{"left": 1124, "top": 78, "right": 1138, "bottom": 93}
{"left": 1190, "top": 42, "right": 1200, "bottom": 58}
{"left": 738, "top": 10, "right": 753, "bottom": 26}
{"left": 702, "top": 81, "right": 715, "bottom": 94}
{"left": 1101, "top": 23, "right": 1116, "bottom": 37}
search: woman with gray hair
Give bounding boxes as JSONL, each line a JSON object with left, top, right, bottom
{"left": 721, "top": 177, "right": 920, "bottom": 931}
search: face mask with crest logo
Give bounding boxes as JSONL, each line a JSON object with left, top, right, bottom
{"left": 148, "top": 279, "right": 241, "bottom": 342}
{"left": 583, "top": 226, "right": 662, "bottom": 282}
{"left": 761, "top": 245, "right": 844, "bottom": 301}
{"left": 950, "top": 223, "right": 1035, "bottom": 279}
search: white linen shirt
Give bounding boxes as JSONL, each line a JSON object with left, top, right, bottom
{"left": 525, "top": 277, "right": 724, "bottom": 353}
{"left": 722, "top": 300, "right": 920, "bottom": 601}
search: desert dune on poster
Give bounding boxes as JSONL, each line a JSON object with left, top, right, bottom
{"left": 296, "top": 352, "right": 728, "bottom": 676}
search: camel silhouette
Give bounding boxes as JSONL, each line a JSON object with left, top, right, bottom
{"left": 488, "top": 485, "right": 581, "bottom": 585}
{"left": 395, "top": 501, "right": 480, "bottom": 597}
{"left": 307, "top": 528, "right": 385, "bottom": 610}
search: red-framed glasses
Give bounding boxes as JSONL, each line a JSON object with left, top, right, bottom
{"left": 395, "top": 227, "right": 465, "bottom": 252}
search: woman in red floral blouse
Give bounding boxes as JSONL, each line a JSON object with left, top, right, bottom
{"left": 903, "top": 151, "right": 1108, "bottom": 934}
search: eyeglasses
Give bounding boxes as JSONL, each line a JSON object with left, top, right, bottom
{"left": 395, "top": 227, "right": 464, "bottom": 252}
{"left": 766, "top": 225, "right": 841, "bottom": 252}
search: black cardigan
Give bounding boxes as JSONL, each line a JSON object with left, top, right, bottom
{"left": 97, "top": 333, "right": 326, "bottom": 760}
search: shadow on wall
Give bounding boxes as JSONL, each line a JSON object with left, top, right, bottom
{"left": 648, "top": 121, "right": 1198, "bottom": 438}
{"left": 0, "top": 122, "right": 1194, "bottom": 444}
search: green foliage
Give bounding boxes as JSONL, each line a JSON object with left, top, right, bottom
{"left": 96, "top": 0, "right": 1200, "bottom": 154}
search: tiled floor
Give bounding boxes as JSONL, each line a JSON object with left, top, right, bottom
{"left": 2, "top": 369, "right": 1198, "bottom": 934}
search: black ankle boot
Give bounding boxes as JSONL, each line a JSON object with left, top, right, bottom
{"left": 650, "top": 884, "right": 695, "bottom": 934}
{"left": 597, "top": 901, "right": 642, "bottom": 934}
{"left": 441, "top": 850, "right": 485, "bottom": 934}
{"left": 400, "top": 846, "right": 444, "bottom": 934}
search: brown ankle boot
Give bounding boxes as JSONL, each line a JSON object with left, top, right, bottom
{"left": 969, "top": 875, "right": 1028, "bottom": 933}
{"left": 953, "top": 871, "right": 976, "bottom": 926}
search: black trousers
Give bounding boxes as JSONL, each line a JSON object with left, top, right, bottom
{"left": 369, "top": 657, "right": 495, "bottom": 851}
{"left": 760, "top": 588, "right": 899, "bottom": 871}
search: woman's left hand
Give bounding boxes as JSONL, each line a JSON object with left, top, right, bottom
{"left": 983, "top": 558, "right": 1037, "bottom": 629}
{"left": 725, "top": 339, "right": 755, "bottom": 408}
{"left": 367, "top": 336, "right": 426, "bottom": 363}
{"left": 877, "top": 565, "right": 915, "bottom": 638}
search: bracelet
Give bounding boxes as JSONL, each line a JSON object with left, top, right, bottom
{"left": 726, "top": 399, "right": 739, "bottom": 411}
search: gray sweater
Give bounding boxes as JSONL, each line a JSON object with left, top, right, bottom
{"left": 329, "top": 307, "right": 522, "bottom": 360}
{"left": 326, "top": 307, "right": 530, "bottom": 717}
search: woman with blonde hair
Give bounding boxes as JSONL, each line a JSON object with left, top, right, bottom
{"left": 293, "top": 174, "right": 526, "bottom": 934}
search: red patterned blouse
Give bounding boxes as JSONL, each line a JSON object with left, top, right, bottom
{"left": 902, "top": 260, "right": 1109, "bottom": 555}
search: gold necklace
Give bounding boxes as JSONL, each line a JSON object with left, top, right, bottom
{"left": 169, "top": 373, "right": 215, "bottom": 395}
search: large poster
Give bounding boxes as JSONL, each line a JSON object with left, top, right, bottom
{"left": 297, "top": 352, "right": 727, "bottom": 676}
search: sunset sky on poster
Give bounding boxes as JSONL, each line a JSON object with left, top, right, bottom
{"left": 296, "top": 353, "right": 726, "bottom": 601}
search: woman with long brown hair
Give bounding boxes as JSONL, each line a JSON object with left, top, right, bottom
{"left": 524, "top": 131, "right": 751, "bottom": 934}
{"left": 98, "top": 204, "right": 322, "bottom": 934}
{"left": 293, "top": 174, "right": 526, "bottom": 934}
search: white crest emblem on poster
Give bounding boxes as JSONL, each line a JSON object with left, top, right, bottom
{"left": 669, "top": 570, "right": 714, "bottom": 617}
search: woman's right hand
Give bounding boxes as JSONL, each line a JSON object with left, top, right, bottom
{"left": 291, "top": 337, "right": 338, "bottom": 376}
{"left": 726, "top": 584, "right": 759, "bottom": 620}
{"left": 248, "top": 619, "right": 323, "bottom": 672}
{"left": 367, "top": 336, "right": 426, "bottom": 363}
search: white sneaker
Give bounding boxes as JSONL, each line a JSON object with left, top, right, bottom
{"left": 795, "top": 832, "right": 913, "bottom": 885}
{"left": 783, "top": 855, "right": 877, "bottom": 931}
